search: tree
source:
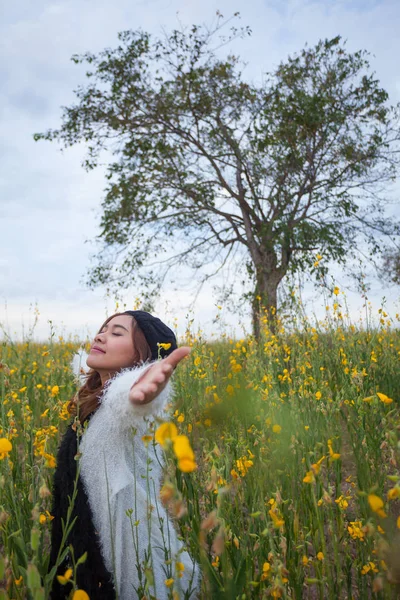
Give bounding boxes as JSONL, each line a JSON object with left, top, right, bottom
{"left": 35, "top": 14, "right": 400, "bottom": 338}
{"left": 381, "top": 247, "right": 400, "bottom": 285}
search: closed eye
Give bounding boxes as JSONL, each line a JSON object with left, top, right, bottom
{"left": 112, "top": 333, "right": 122, "bottom": 337}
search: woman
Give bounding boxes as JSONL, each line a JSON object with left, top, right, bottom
{"left": 48, "top": 310, "right": 200, "bottom": 599}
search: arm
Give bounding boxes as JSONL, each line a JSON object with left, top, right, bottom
{"left": 100, "top": 347, "right": 191, "bottom": 428}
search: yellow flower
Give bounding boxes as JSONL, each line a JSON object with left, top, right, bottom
{"left": 269, "top": 509, "right": 284, "bottom": 528}
{"left": 261, "top": 561, "right": 271, "bottom": 580}
{"left": 155, "top": 422, "right": 178, "bottom": 448}
{"left": 165, "top": 578, "right": 174, "bottom": 588}
{"left": 15, "top": 576, "right": 23, "bottom": 586}
{"left": 51, "top": 385, "right": 59, "bottom": 397}
{"left": 387, "top": 487, "right": 400, "bottom": 501}
{"left": 194, "top": 356, "right": 201, "bottom": 367}
{"left": 333, "top": 286, "right": 340, "bottom": 296}
{"left": 272, "top": 424, "right": 282, "bottom": 434}
{"left": 57, "top": 568, "right": 73, "bottom": 585}
{"left": 0, "top": 438, "right": 12, "bottom": 454}
{"left": 43, "top": 453, "right": 56, "bottom": 468}
{"left": 231, "top": 469, "right": 239, "bottom": 480}
{"left": 327, "top": 440, "right": 340, "bottom": 461}
{"left": 303, "top": 471, "right": 315, "bottom": 484}
{"left": 173, "top": 435, "right": 194, "bottom": 460}
{"left": 73, "top": 592, "right": 90, "bottom": 600}
{"left": 335, "top": 495, "right": 348, "bottom": 510}
{"left": 176, "top": 562, "right": 185, "bottom": 578}
{"left": 348, "top": 521, "right": 365, "bottom": 541}
{"left": 361, "top": 562, "right": 378, "bottom": 575}
{"left": 211, "top": 556, "right": 220, "bottom": 568}
{"left": 315, "top": 391, "right": 322, "bottom": 400}
{"left": 178, "top": 457, "right": 197, "bottom": 472}
{"left": 177, "top": 414, "right": 185, "bottom": 423}
{"left": 41, "top": 408, "right": 50, "bottom": 418}
{"left": 363, "top": 396, "right": 374, "bottom": 403}
{"left": 311, "top": 455, "right": 326, "bottom": 475}
{"left": 368, "top": 494, "right": 387, "bottom": 518}
{"left": 141, "top": 434, "right": 153, "bottom": 447}
{"left": 317, "top": 552, "right": 324, "bottom": 561}
{"left": 173, "top": 435, "right": 197, "bottom": 472}
{"left": 302, "top": 555, "right": 309, "bottom": 566}
{"left": 377, "top": 392, "right": 393, "bottom": 405}
{"left": 39, "top": 514, "right": 47, "bottom": 525}
{"left": 158, "top": 343, "right": 172, "bottom": 350}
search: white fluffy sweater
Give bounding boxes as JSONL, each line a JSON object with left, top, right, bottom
{"left": 74, "top": 355, "right": 201, "bottom": 599}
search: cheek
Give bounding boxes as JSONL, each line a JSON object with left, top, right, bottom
{"left": 115, "top": 338, "right": 136, "bottom": 360}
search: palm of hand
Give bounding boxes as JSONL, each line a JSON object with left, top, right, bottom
{"left": 129, "top": 347, "right": 191, "bottom": 405}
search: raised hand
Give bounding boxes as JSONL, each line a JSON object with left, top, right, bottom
{"left": 129, "top": 347, "right": 191, "bottom": 405}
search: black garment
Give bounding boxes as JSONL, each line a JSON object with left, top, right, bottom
{"left": 48, "top": 417, "right": 116, "bottom": 599}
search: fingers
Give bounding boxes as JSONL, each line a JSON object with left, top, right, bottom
{"left": 163, "top": 347, "right": 191, "bottom": 369}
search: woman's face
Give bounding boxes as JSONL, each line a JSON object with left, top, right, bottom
{"left": 86, "top": 314, "right": 137, "bottom": 383}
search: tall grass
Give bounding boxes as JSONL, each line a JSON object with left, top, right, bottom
{"left": 1, "top": 292, "right": 400, "bottom": 599}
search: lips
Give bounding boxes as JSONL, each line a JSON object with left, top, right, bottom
{"left": 91, "top": 346, "right": 106, "bottom": 354}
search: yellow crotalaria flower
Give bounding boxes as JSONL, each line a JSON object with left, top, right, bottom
{"left": 43, "top": 453, "right": 56, "bottom": 468}
{"left": 269, "top": 509, "right": 284, "bottom": 528}
{"left": 317, "top": 552, "right": 324, "bottom": 561}
{"left": 311, "top": 456, "right": 325, "bottom": 475}
{"left": 303, "top": 471, "right": 315, "bottom": 484}
{"left": 377, "top": 392, "right": 393, "bottom": 405}
{"left": 272, "top": 424, "right": 282, "bottom": 434}
{"left": 158, "top": 343, "right": 172, "bottom": 350}
{"left": 51, "top": 385, "right": 59, "bottom": 397}
{"left": 327, "top": 440, "right": 340, "bottom": 461}
{"left": 387, "top": 487, "right": 400, "bottom": 501}
{"left": 0, "top": 438, "right": 12, "bottom": 454}
{"left": 155, "top": 422, "right": 178, "bottom": 448}
{"left": 368, "top": 494, "right": 387, "bottom": 518}
{"left": 73, "top": 592, "right": 90, "bottom": 600}
{"left": 172, "top": 435, "right": 197, "bottom": 472}
{"left": 263, "top": 562, "right": 271, "bottom": 573}
{"left": 165, "top": 578, "right": 174, "bottom": 588}
{"left": 173, "top": 435, "right": 194, "bottom": 460}
{"left": 57, "top": 568, "right": 73, "bottom": 585}
{"left": 178, "top": 457, "right": 197, "bottom": 472}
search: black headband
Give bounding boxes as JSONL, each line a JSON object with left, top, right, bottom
{"left": 123, "top": 310, "right": 177, "bottom": 360}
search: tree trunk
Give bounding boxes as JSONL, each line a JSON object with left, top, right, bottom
{"left": 252, "top": 271, "right": 280, "bottom": 341}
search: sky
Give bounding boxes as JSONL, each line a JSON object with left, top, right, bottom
{"left": 1, "top": 0, "right": 400, "bottom": 343}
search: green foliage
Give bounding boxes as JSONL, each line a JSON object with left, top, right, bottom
{"left": 34, "top": 15, "right": 400, "bottom": 318}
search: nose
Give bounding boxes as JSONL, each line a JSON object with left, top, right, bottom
{"left": 95, "top": 332, "right": 105, "bottom": 344}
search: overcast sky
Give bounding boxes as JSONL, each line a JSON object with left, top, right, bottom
{"left": 1, "top": 0, "right": 399, "bottom": 343}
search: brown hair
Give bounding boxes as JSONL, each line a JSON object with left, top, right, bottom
{"left": 68, "top": 312, "right": 152, "bottom": 424}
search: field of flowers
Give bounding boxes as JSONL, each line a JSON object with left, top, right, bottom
{"left": 1, "top": 291, "right": 400, "bottom": 599}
